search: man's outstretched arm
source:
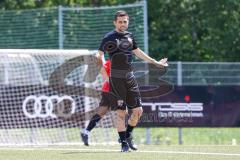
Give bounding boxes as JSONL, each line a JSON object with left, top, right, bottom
{"left": 133, "top": 48, "right": 168, "bottom": 67}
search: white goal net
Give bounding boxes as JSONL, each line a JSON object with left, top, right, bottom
{"left": 0, "top": 49, "right": 118, "bottom": 146}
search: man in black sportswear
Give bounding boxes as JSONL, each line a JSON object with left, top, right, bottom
{"left": 96, "top": 10, "right": 168, "bottom": 152}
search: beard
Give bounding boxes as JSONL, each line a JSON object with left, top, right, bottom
{"left": 118, "top": 26, "right": 127, "bottom": 32}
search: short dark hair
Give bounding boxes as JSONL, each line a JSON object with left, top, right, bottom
{"left": 114, "top": 10, "right": 129, "bottom": 21}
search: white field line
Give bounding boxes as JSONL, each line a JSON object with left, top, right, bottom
{"left": 0, "top": 148, "right": 240, "bottom": 157}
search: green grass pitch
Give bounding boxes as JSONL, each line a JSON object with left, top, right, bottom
{"left": 1, "top": 145, "right": 240, "bottom": 160}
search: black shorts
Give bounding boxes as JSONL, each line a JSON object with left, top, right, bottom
{"left": 109, "top": 76, "right": 142, "bottom": 110}
{"left": 99, "top": 92, "right": 118, "bottom": 110}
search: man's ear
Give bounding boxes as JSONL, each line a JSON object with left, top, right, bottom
{"left": 113, "top": 21, "right": 116, "bottom": 26}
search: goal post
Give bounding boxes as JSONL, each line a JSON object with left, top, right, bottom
{"left": 0, "top": 49, "right": 117, "bottom": 146}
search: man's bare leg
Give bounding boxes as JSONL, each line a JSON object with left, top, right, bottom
{"left": 116, "top": 109, "right": 129, "bottom": 152}
{"left": 81, "top": 106, "right": 109, "bottom": 146}
{"left": 125, "top": 107, "right": 143, "bottom": 150}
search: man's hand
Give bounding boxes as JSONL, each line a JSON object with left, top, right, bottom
{"left": 153, "top": 58, "right": 168, "bottom": 68}
{"left": 95, "top": 53, "right": 103, "bottom": 66}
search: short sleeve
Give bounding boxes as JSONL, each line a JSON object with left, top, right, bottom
{"left": 98, "top": 37, "right": 107, "bottom": 52}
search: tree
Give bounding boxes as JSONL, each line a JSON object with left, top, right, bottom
{"left": 148, "top": 0, "right": 240, "bottom": 61}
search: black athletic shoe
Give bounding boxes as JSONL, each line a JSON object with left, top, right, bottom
{"left": 126, "top": 136, "right": 138, "bottom": 150}
{"left": 80, "top": 132, "right": 89, "bottom": 146}
{"left": 121, "top": 141, "right": 130, "bottom": 152}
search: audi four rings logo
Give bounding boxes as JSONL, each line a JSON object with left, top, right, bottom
{"left": 22, "top": 95, "right": 76, "bottom": 118}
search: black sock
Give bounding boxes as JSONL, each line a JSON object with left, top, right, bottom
{"left": 86, "top": 114, "right": 101, "bottom": 131}
{"left": 126, "top": 124, "right": 134, "bottom": 138}
{"left": 118, "top": 131, "right": 126, "bottom": 143}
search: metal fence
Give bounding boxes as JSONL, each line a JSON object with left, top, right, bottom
{"left": 0, "top": 1, "right": 148, "bottom": 53}
{"left": 162, "top": 62, "right": 240, "bottom": 86}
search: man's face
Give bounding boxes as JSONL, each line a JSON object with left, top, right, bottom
{"left": 114, "top": 16, "right": 129, "bottom": 33}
